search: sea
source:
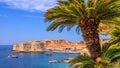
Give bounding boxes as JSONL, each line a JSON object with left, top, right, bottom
{"left": 0, "top": 45, "right": 79, "bottom": 68}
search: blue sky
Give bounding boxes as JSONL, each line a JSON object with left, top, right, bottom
{"left": 0, "top": 0, "right": 110, "bottom": 45}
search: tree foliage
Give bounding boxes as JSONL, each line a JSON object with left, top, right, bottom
{"left": 45, "top": 0, "right": 120, "bottom": 33}
{"left": 70, "top": 43, "right": 120, "bottom": 68}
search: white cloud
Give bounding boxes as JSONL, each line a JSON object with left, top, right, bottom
{"left": 0, "top": 0, "right": 57, "bottom": 12}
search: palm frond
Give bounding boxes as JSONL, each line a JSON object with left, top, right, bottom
{"left": 101, "top": 43, "right": 110, "bottom": 56}
{"left": 110, "top": 27, "right": 120, "bottom": 44}
{"left": 95, "top": 0, "right": 120, "bottom": 19}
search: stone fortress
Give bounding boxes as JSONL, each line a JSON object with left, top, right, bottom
{"left": 13, "top": 39, "right": 86, "bottom": 53}
{"left": 13, "top": 39, "right": 109, "bottom": 55}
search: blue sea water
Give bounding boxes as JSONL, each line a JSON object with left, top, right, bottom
{"left": 0, "top": 45, "right": 79, "bottom": 68}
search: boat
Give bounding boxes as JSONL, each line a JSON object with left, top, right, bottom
{"left": 8, "top": 55, "right": 18, "bottom": 58}
{"left": 46, "top": 53, "right": 52, "bottom": 56}
{"left": 45, "top": 51, "right": 53, "bottom": 56}
{"left": 49, "top": 60, "right": 57, "bottom": 63}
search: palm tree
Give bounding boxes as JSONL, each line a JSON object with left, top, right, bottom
{"left": 70, "top": 43, "right": 120, "bottom": 68}
{"left": 44, "top": 0, "right": 120, "bottom": 61}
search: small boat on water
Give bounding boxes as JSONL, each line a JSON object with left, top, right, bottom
{"left": 49, "top": 60, "right": 57, "bottom": 63}
{"left": 46, "top": 53, "right": 52, "bottom": 56}
{"left": 49, "top": 58, "right": 74, "bottom": 63}
{"left": 45, "top": 51, "right": 53, "bottom": 56}
{"left": 8, "top": 55, "right": 18, "bottom": 58}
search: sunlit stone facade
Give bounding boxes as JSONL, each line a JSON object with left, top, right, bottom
{"left": 13, "top": 39, "right": 83, "bottom": 53}
{"left": 13, "top": 39, "right": 109, "bottom": 54}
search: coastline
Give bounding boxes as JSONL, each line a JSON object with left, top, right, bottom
{"left": 13, "top": 50, "right": 81, "bottom": 54}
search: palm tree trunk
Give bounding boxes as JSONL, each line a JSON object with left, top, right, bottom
{"left": 79, "top": 18, "right": 101, "bottom": 61}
